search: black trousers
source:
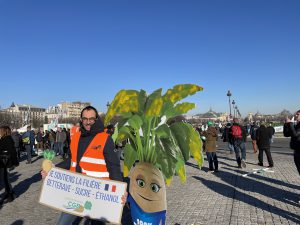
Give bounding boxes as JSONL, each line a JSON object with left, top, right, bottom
{"left": 0, "top": 167, "right": 13, "bottom": 194}
{"left": 294, "top": 150, "right": 300, "bottom": 175}
{"left": 258, "top": 147, "right": 273, "bottom": 166}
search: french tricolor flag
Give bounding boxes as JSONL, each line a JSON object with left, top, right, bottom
{"left": 104, "top": 184, "right": 116, "bottom": 192}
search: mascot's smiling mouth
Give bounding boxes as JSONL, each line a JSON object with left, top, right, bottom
{"left": 138, "top": 194, "right": 154, "bottom": 201}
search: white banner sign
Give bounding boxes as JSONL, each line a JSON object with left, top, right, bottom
{"left": 39, "top": 167, "right": 127, "bottom": 224}
{"left": 274, "top": 126, "right": 283, "bottom": 133}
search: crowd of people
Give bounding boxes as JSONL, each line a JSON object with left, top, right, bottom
{"left": 196, "top": 117, "right": 277, "bottom": 171}
{"left": 9, "top": 126, "right": 71, "bottom": 164}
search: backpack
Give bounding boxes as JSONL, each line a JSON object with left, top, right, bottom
{"left": 231, "top": 125, "right": 242, "bottom": 139}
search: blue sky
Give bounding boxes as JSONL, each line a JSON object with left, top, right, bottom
{"left": 0, "top": 0, "right": 299, "bottom": 117}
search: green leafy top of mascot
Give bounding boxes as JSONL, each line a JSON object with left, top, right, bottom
{"left": 104, "top": 84, "right": 204, "bottom": 225}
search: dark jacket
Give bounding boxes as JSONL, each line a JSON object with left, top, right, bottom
{"left": 0, "top": 135, "right": 19, "bottom": 168}
{"left": 76, "top": 118, "right": 123, "bottom": 181}
{"left": 267, "top": 126, "right": 275, "bottom": 136}
{"left": 284, "top": 122, "right": 300, "bottom": 151}
{"left": 36, "top": 131, "right": 43, "bottom": 142}
{"left": 221, "top": 127, "right": 233, "bottom": 144}
{"left": 30, "top": 130, "right": 35, "bottom": 144}
{"left": 250, "top": 125, "right": 259, "bottom": 140}
{"left": 11, "top": 131, "right": 21, "bottom": 148}
{"left": 256, "top": 125, "right": 272, "bottom": 148}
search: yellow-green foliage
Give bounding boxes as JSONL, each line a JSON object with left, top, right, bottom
{"left": 105, "top": 84, "right": 204, "bottom": 185}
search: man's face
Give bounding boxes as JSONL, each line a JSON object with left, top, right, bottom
{"left": 81, "top": 109, "right": 97, "bottom": 131}
{"left": 296, "top": 112, "right": 300, "bottom": 122}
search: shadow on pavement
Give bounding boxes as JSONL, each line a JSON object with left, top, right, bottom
{"left": 10, "top": 220, "right": 24, "bottom": 225}
{"left": 185, "top": 161, "right": 200, "bottom": 169}
{"left": 225, "top": 166, "right": 300, "bottom": 190}
{"left": 193, "top": 172, "right": 300, "bottom": 224}
{"left": 13, "top": 173, "right": 41, "bottom": 197}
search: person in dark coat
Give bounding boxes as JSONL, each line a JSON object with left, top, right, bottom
{"left": 221, "top": 122, "right": 234, "bottom": 154}
{"left": 11, "top": 129, "right": 22, "bottom": 159}
{"left": 256, "top": 123, "right": 274, "bottom": 167}
{"left": 0, "top": 125, "right": 18, "bottom": 203}
{"left": 284, "top": 110, "right": 300, "bottom": 175}
{"left": 250, "top": 122, "right": 259, "bottom": 153}
{"left": 22, "top": 126, "right": 33, "bottom": 164}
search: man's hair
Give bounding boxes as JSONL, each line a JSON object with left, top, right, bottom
{"left": 80, "top": 105, "right": 99, "bottom": 118}
{"left": 233, "top": 118, "right": 239, "bottom": 123}
{"left": 0, "top": 125, "right": 11, "bottom": 137}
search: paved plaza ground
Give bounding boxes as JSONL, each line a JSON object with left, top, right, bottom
{"left": 1, "top": 138, "right": 300, "bottom": 225}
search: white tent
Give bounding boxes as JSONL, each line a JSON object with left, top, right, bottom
{"left": 17, "top": 125, "right": 29, "bottom": 133}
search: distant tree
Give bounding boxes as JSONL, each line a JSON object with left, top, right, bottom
{"left": 32, "top": 117, "right": 44, "bottom": 128}
{"left": 0, "top": 111, "right": 12, "bottom": 126}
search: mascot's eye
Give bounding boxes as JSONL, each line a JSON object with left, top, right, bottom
{"left": 150, "top": 183, "right": 160, "bottom": 193}
{"left": 136, "top": 179, "right": 145, "bottom": 188}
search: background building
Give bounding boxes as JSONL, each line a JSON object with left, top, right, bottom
{"left": 59, "top": 101, "right": 91, "bottom": 118}
{"left": 3, "top": 102, "right": 46, "bottom": 126}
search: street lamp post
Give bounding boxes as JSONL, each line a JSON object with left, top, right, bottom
{"left": 235, "top": 106, "right": 238, "bottom": 118}
{"left": 226, "top": 90, "right": 232, "bottom": 120}
{"left": 232, "top": 100, "right": 236, "bottom": 118}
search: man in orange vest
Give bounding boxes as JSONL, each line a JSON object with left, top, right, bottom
{"left": 42, "top": 106, "right": 125, "bottom": 225}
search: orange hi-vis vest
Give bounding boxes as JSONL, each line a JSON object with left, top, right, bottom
{"left": 70, "top": 126, "right": 80, "bottom": 139}
{"left": 70, "top": 131, "right": 110, "bottom": 178}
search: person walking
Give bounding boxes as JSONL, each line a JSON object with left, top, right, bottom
{"left": 22, "top": 126, "right": 33, "bottom": 164}
{"left": 41, "top": 106, "right": 126, "bottom": 225}
{"left": 55, "top": 127, "right": 66, "bottom": 158}
{"left": 284, "top": 110, "right": 300, "bottom": 175}
{"left": 0, "top": 125, "right": 19, "bottom": 204}
{"left": 11, "top": 129, "right": 22, "bottom": 159}
{"left": 221, "top": 122, "right": 234, "bottom": 154}
{"left": 29, "top": 127, "right": 36, "bottom": 156}
{"left": 250, "top": 122, "right": 259, "bottom": 153}
{"left": 231, "top": 118, "right": 247, "bottom": 168}
{"left": 36, "top": 129, "right": 43, "bottom": 153}
{"left": 49, "top": 129, "right": 56, "bottom": 151}
{"left": 256, "top": 122, "right": 274, "bottom": 167}
{"left": 203, "top": 121, "right": 219, "bottom": 172}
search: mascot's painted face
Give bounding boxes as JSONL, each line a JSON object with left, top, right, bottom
{"left": 129, "top": 162, "right": 167, "bottom": 213}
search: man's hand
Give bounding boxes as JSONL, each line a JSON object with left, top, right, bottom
{"left": 121, "top": 191, "right": 128, "bottom": 205}
{"left": 41, "top": 170, "right": 48, "bottom": 179}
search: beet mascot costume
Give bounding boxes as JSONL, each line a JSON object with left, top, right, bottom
{"left": 105, "top": 84, "right": 204, "bottom": 225}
